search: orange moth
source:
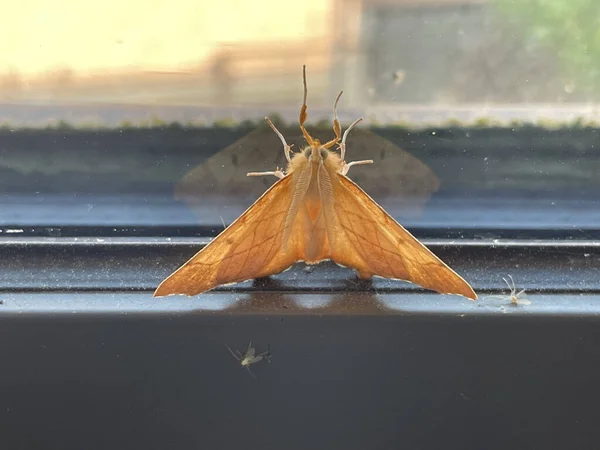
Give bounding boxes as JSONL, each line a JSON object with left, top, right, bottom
{"left": 154, "top": 66, "right": 477, "bottom": 300}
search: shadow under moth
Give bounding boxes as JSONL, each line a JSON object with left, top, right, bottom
{"left": 154, "top": 66, "right": 477, "bottom": 300}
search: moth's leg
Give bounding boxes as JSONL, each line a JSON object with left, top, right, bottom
{"left": 339, "top": 115, "right": 372, "bottom": 175}
{"left": 246, "top": 366, "right": 258, "bottom": 380}
{"left": 265, "top": 117, "right": 294, "bottom": 163}
{"left": 225, "top": 344, "right": 241, "bottom": 361}
{"left": 339, "top": 117, "right": 363, "bottom": 161}
{"left": 341, "top": 159, "right": 374, "bottom": 176}
{"left": 483, "top": 295, "right": 508, "bottom": 299}
{"left": 323, "top": 91, "right": 343, "bottom": 149}
{"left": 299, "top": 65, "right": 315, "bottom": 146}
{"left": 247, "top": 167, "right": 285, "bottom": 179}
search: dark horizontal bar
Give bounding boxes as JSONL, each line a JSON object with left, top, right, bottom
{"left": 0, "top": 237, "right": 597, "bottom": 293}
{"left": 2, "top": 224, "right": 600, "bottom": 240}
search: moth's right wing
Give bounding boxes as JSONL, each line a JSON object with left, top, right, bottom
{"left": 329, "top": 174, "right": 477, "bottom": 300}
{"left": 154, "top": 171, "right": 308, "bottom": 297}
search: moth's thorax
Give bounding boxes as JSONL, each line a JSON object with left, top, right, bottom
{"left": 286, "top": 145, "right": 344, "bottom": 174}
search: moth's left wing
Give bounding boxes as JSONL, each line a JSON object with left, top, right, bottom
{"left": 154, "top": 172, "right": 308, "bottom": 297}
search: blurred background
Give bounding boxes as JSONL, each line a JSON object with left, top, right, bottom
{"left": 1, "top": 0, "right": 599, "bottom": 234}
{"left": 1, "top": 0, "right": 599, "bottom": 126}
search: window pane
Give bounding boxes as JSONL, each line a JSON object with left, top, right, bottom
{"left": 1, "top": 0, "right": 596, "bottom": 236}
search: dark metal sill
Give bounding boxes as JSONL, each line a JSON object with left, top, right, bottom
{"left": 1, "top": 238, "right": 600, "bottom": 450}
{"left": 0, "top": 236, "right": 599, "bottom": 315}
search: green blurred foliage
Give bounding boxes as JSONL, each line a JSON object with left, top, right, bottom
{"left": 493, "top": 0, "right": 600, "bottom": 95}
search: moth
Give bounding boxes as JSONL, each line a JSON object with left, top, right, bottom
{"left": 154, "top": 66, "right": 477, "bottom": 300}
{"left": 485, "top": 275, "right": 531, "bottom": 306}
{"left": 226, "top": 340, "right": 271, "bottom": 379}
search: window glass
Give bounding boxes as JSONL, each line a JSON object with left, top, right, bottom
{"left": 0, "top": 0, "right": 595, "bottom": 237}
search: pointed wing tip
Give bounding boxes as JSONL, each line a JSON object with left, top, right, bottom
{"left": 457, "top": 286, "right": 478, "bottom": 301}
{"left": 432, "top": 280, "right": 476, "bottom": 301}
{"left": 442, "top": 290, "right": 477, "bottom": 301}
{"left": 153, "top": 275, "right": 210, "bottom": 298}
{"left": 152, "top": 289, "right": 171, "bottom": 298}
{"left": 444, "top": 285, "right": 477, "bottom": 301}
{"left": 448, "top": 278, "right": 477, "bottom": 301}
{"left": 153, "top": 285, "right": 198, "bottom": 298}
{"left": 464, "top": 289, "right": 478, "bottom": 301}
{"left": 153, "top": 282, "right": 172, "bottom": 298}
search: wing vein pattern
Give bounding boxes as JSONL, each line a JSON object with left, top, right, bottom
{"left": 154, "top": 175, "right": 301, "bottom": 297}
{"left": 329, "top": 173, "right": 475, "bottom": 298}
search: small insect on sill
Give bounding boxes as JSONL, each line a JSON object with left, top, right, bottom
{"left": 226, "top": 340, "right": 271, "bottom": 380}
{"left": 153, "top": 65, "right": 476, "bottom": 301}
{"left": 484, "top": 275, "right": 532, "bottom": 307}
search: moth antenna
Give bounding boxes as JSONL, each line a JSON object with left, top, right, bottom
{"left": 323, "top": 90, "right": 343, "bottom": 149}
{"left": 333, "top": 91, "right": 342, "bottom": 139}
{"left": 299, "top": 65, "right": 315, "bottom": 146}
{"left": 265, "top": 117, "right": 293, "bottom": 162}
{"left": 508, "top": 274, "right": 516, "bottom": 292}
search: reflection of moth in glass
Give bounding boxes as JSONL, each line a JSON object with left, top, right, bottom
{"left": 175, "top": 114, "right": 440, "bottom": 224}
{"left": 226, "top": 340, "right": 271, "bottom": 380}
{"left": 485, "top": 275, "right": 532, "bottom": 306}
{"left": 154, "top": 66, "right": 476, "bottom": 300}
{"left": 176, "top": 123, "right": 440, "bottom": 224}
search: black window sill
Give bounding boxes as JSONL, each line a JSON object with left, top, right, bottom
{"left": 0, "top": 235, "right": 597, "bottom": 292}
{"left": 0, "top": 236, "right": 598, "bottom": 449}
